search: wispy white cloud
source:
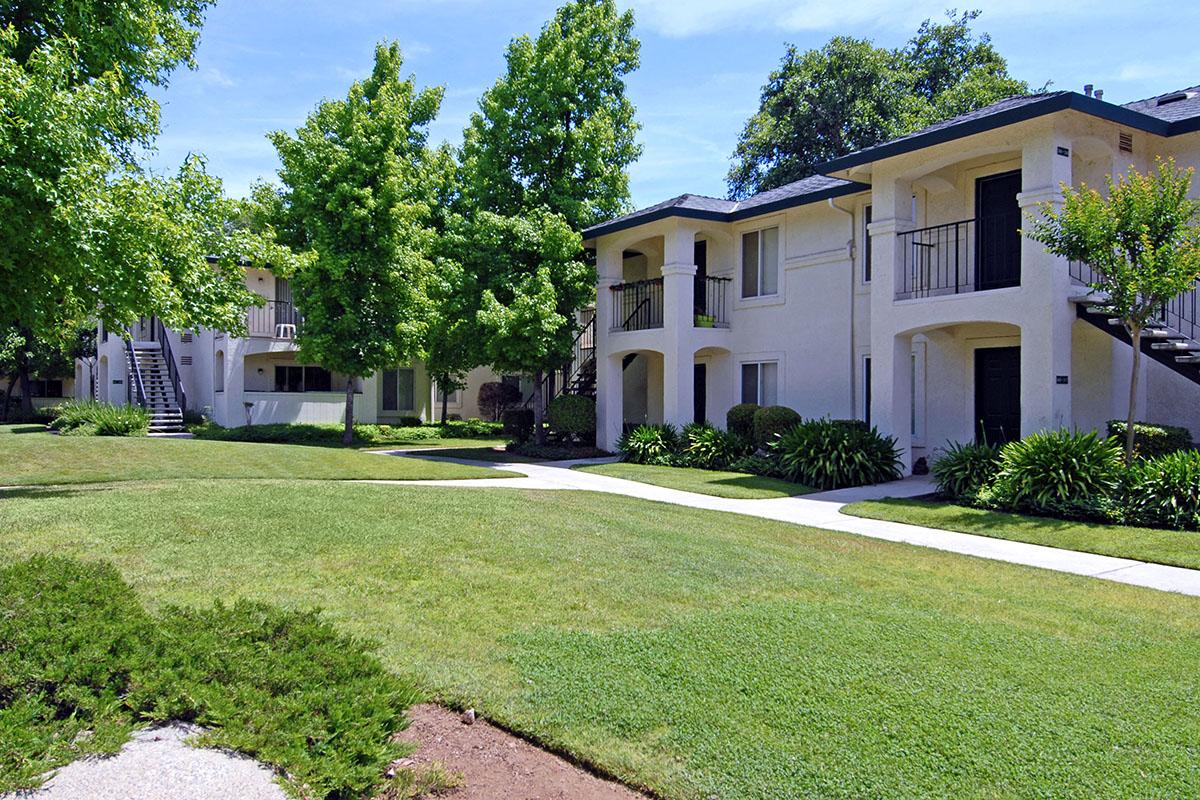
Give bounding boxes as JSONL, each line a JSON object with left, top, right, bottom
{"left": 200, "top": 67, "right": 237, "bottom": 88}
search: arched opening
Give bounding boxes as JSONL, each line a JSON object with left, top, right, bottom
{"left": 214, "top": 350, "right": 225, "bottom": 394}
{"left": 97, "top": 356, "right": 109, "bottom": 404}
{"left": 619, "top": 349, "right": 663, "bottom": 429}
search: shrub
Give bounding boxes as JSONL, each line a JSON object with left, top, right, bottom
{"left": 547, "top": 394, "right": 596, "bottom": 438}
{"left": 985, "top": 429, "right": 1124, "bottom": 520}
{"left": 617, "top": 423, "right": 681, "bottom": 465}
{"left": 49, "top": 401, "right": 149, "bottom": 436}
{"left": 1124, "top": 450, "right": 1200, "bottom": 530}
{"left": 505, "top": 441, "right": 610, "bottom": 460}
{"left": 829, "top": 419, "right": 869, "bottom": 432}
{"left": 439, "top": 418, "right": 503, "bottom": 439}
{"left": 773, "top": 418, "right": 903, "bottom": 490}
{"left": 501, "top": 408, "right": 535, "bottom": 443}
{"left": 478, "top": 382, "right": 522, "bottom": 421}
{"left": 0, "top": 556, "right": 422, "bottom": 799}
{"left": 729, "top": 453, "right": 782, "bottom": 478}
{"left": 680, "top": 423, "right": 751, "bottom": 470}
{"left": 752, "top": 405, "right": 802, "bottom": 448}
{"left": 726, "top": 403, "right": 759, "bottom": 442}
{"left": 1106, "top": 420, "right": 1194, "bottom": 460}
{"left": 932, "top": 441, "right": 1001, "bottom": 502}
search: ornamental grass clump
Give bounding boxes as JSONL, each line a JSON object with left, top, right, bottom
{"left": 1124, "top": 450, "right": 1200, "bottom": 531}
{"left": 49, "top": 401, "right": 149, "bottom": 436}
{"left": 679, "top": 422, "right": 751, "bottom": 470}
{"left": 617, "top": 424, "right": 681, "bottom": 465}
{"left": 983, "top": 429, "right": 1124, "bottom": 520}
{"left": 772, "top": 418, "right": 902, "bottom": 490}
{"left": 932, "top": 441, "right": 1001, "bottom": 502}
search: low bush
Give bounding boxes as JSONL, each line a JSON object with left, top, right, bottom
{"left": 0, "top": 555, "right": 422, "bottom": 798}
{"left": 773, "top": 418, "right": 903, "bottom": 490}
{"left": 617, "top": 423, "right": 681, "bottom": 465}
{"left": 1124, "top": 450, "right": 1200, "bottom": 530}
{"left": 547, "top": 394, "right": 595, "bottom": 439}
{"left": 49, "top": 401, "right": 149, "bottom": 436}
{"left": 1106, "top": 420, "right": 1194, "bottom": 459}
{"left": 680, "top": 423, "right": 751, "bottom": 470}
{"left": 753, "top": 405, "right": 803, "bottom": 448}
{"left": 438, "top": 418, "right": 503, "bottom": 439}
{"left": 501, "top": 408, "right": 535, "bottom": 443}
{"left": 728, "top": 453, "right": 782, "bottom": 478}
{"left": 726, "top": 403, "right": 759, "bottom": 442}
{"left": 505, "top": 441, "right": 609, "bottom": 460}
{"left": 984, "top": 429, "right": 1124, "bottom": 520}
{"left": 478, "top": 382, "right": 522, "bottom": 421}
{"left": 932, "top": 441, "right": 1001, "bottom": 502}
{"left": 190, "top": 420, "right": 498, "bottom": 446}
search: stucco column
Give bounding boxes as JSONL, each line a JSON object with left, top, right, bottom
{"left": 870, "top": 332, "right": 914, "bottom": 473}
{"left": 1017, "top": 135, "right": 1073, "bottom": 435}
{"left": 595, "top": 272, "right": 623, "bottom": 450}
{"left": 661, "top": 261, "right": 696, "bottom": 429}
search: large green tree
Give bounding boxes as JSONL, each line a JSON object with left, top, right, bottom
{"left": 727, "top": 11, "right": 1030, "bottom": 198}
{"left": 1028, "top": 158, "right": 1200, "bottom": 463}
{"left": 0, "top": 2, "right": 294, "bottom": 352}
{"left": 456, "top": 0, "right": 634, "bottom": 442}
{"left": 268, "top": 42, "right": 442, "bottom": 444}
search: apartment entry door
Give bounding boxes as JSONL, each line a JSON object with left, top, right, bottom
{"left": 693, "top": 363, "right": 706, "bottom": 425}
{"left": 974, "top": 346, "right": 1021, "bottom": 445}
{"left": 974, "top": 170, "right": 1022, "bottom": 291}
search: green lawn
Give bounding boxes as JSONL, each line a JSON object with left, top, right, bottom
{"left": 843, "top": 497, "right": 1200, "bottom": 571}
{"left": 0, "top": 425, "right": 508, "bottom": 485}
{"left": 574, "top": 461, "right": 814, "bottom": 499}
{"left": 2, "top": 463, "right": 1198, "bottom": 797}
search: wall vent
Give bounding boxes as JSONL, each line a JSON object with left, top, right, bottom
{"left": 180, "top": 355, "right": 193, "bottom": 366}
{"left": 1156, "top": 91, "right": 1197, "bottom": 106}
{"left": 1118, "top": 131, "right": 1133, "bottom": 153}
{"left": 181, "top": 332, "right": 194, "bottom": 343}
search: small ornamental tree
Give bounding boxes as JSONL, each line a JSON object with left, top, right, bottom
{"left": 269, "top": 43, "right": 441, "bottom": 444}
{"left": 1028, "top": 157, "right": 1200, "bottom": 462}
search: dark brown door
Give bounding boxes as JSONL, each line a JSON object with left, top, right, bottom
{"left": 693, "top": 240, "right": 708, "bottom": 315}
{"left": 693, "top": 363, "right": 707, "bottom": 425}
{"left": 975, "top": 346, "right": 1021, "bottom": 445}
{"left": 975, "top": 170, "right": 1022, "bottom": 291}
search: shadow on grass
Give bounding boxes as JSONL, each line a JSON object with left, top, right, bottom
{"left": 0, "top": 485, "right": 90, "bottom": 500}
{"left": 862, "top": 497, "right": 1087, "bottom": 533}
{"left": 5, "top": 425, "right": 49, "bottom": 434}
{"left": 707, "top": 475, "right": 812, "bottom": 497}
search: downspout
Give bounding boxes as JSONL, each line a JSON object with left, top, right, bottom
{"left": 827, "top": 198, "right": 857, "bottom": 415}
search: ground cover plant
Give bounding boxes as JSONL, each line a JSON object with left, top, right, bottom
{"left": 0, "top": 424, "right": 508, "bottom": 485}
{"left": 48, "top": 400, "right": 150, "bottom": 436}
{"left": 0, "top": 556, "right": 429, "bottom": 798}
{"left": 2, "top": 448, "right": 1200, "bottom": 798}
{"left": 190, "top": 420, "right": 502, "bottom": 448}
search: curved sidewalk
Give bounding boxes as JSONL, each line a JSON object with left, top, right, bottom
{"left": 368, "top": 450, "right": 1200, "bottom": 598}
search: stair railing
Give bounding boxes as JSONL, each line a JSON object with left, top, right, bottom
{"left": 153, "top": 317, "right": 187, "bottom": 414}
{"left": 523, "top": 312, "right": 598, "bottom": 407}
{"left": 122, "top": 330, "right": 147, "bottom": 409}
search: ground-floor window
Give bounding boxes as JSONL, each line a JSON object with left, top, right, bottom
{"left": 27, "top": 378, "right": 64, "bottom": 398}
{"left": 740, "top": 361, "right": 778, "bottom": 406}
{"left": 382, "top": 367, "right": 416, "bottom": 412}
{"left": 438, "top": 385, "right": 461, "bottom": 406}
{"left": 274, "top": 365, "right": 333, "bottom": 393}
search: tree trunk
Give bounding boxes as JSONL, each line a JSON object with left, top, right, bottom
{"left": 532, "top": 370, "right": 546, "bottom": 446}
{"left": 343, "top": 376, "right": 355, "bottom": 445}
{"left": 1124, "top": 324, "right": 1142, "bottom": 464}
{"left": 17, "top": 359, "right": 33, "bottom": 419}
{"left": 440, "top": 380, "right": 449, "bottom": 424}
{"left": 2, "top": 375, "right": 15, "bottom": 422}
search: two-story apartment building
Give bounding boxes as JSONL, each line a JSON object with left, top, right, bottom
{"left": 583, "top": 86, "right": 1200, "bottom": 470}
{"left": 89, "top": 265, "right": 502, "bottom": 431}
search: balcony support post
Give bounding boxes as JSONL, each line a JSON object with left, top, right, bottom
{"left": 661, "top": 260, "right": 697, "bottom": 430}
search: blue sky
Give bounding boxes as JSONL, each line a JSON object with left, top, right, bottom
{"left": 150, "top": 0, "right": 1200, "bottom": 210}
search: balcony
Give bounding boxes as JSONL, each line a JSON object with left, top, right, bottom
{"left": 896, "top": 215, "right": 1021, "bottom": 300}
{"left": 694, "top": 275, "right": 731, "bottom": 328}
{"left": 610, "top": 278, "right": 663, "bottom": 332}
{"left": 246, "top": 300, "right": 301, "bottom": 338}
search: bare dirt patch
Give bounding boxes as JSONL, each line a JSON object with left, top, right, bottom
{"left": 394, "top": 705, "right": 650, "bottom": 800}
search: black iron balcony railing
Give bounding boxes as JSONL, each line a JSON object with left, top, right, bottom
{"left": 246, "top": 300, "right": 301, "bottom": 338}
{"left": 694, "top": 275, "right": 731, "bottom": 328}
{"left": 610, "top": 278, "right": 663, "bottom": 332}
{"left": 896, "top": 214, "right": 1021, "bottom": 300}
{"left": 1070, "top": 261, "right": 1199, "bottom": 342}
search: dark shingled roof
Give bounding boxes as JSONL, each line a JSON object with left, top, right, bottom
{"left": 584, "top": 84, "right": 1200, "bottom": 241}
{"left": 582, "top": 176, "right": 866, "bottom": 239}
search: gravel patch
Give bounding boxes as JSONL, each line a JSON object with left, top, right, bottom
{"left": 3, "top": 724, "right": 286, "bottom": 800}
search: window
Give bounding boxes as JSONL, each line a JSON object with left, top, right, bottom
{"left": 741, "top": 226, "right": 779, "bottom": 298}
{"left": 382, "top": 368, "right": 415, "bottom": 412}
{"left": 27, "top": 379, "right": 64, "bottom": 398}
{"left": 862, "top": 356, "right": 872, "bottom": 428}
{"left": 274, "top": 364, "right": 332, "bottom": 392}
{"left": 862, "top": 205, "right": 873, "bottom": 283}
{"left": 438, "top": 385, "right": 461, "bottom": 406}
{"left": 740, "top": 361, "right": 778, "bottom": 406}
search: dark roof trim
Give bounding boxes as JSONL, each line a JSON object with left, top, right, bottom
{"left": 817, "top": 93, "right": 1178, "bottom": 174}
{"left": 583, "top": 180, "right": 869, "bottom": 240}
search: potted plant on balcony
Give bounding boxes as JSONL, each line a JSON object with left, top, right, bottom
{"left": 694, "top": 313, "right": 715, "bottom": 328}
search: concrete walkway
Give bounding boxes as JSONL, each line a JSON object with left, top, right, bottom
{"left": 369, "top": 450, "right": 1200, "bottom": 598}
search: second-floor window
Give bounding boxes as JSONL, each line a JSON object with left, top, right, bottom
{"left": 741, "top": 226, "right": 779, "bottom": 298}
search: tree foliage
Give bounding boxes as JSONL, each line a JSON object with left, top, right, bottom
{"left": 0, "top": 1, "right": 297, "bottom": 352}
{"left": 1027, "top": 157, "right": 1200, "bottom": 461}
{"left": 268, "top": 42, "right": 442, "bottom": 442}
{"left": 727, "top": 10, "right": 1030, "bottom": 198}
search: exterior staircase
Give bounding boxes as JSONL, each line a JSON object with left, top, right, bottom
{"left": 125, "top": 342, "right": 186, "bottom": 433}
{"left": 1070, "top": 263, "right": 1200, "bottom": 385}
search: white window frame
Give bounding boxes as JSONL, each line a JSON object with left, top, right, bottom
{"left": 740, "top": 360, "right": 779, "bottom": 407}
{"left": 740, "top": 225, "right": 780, "bottom": 299}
